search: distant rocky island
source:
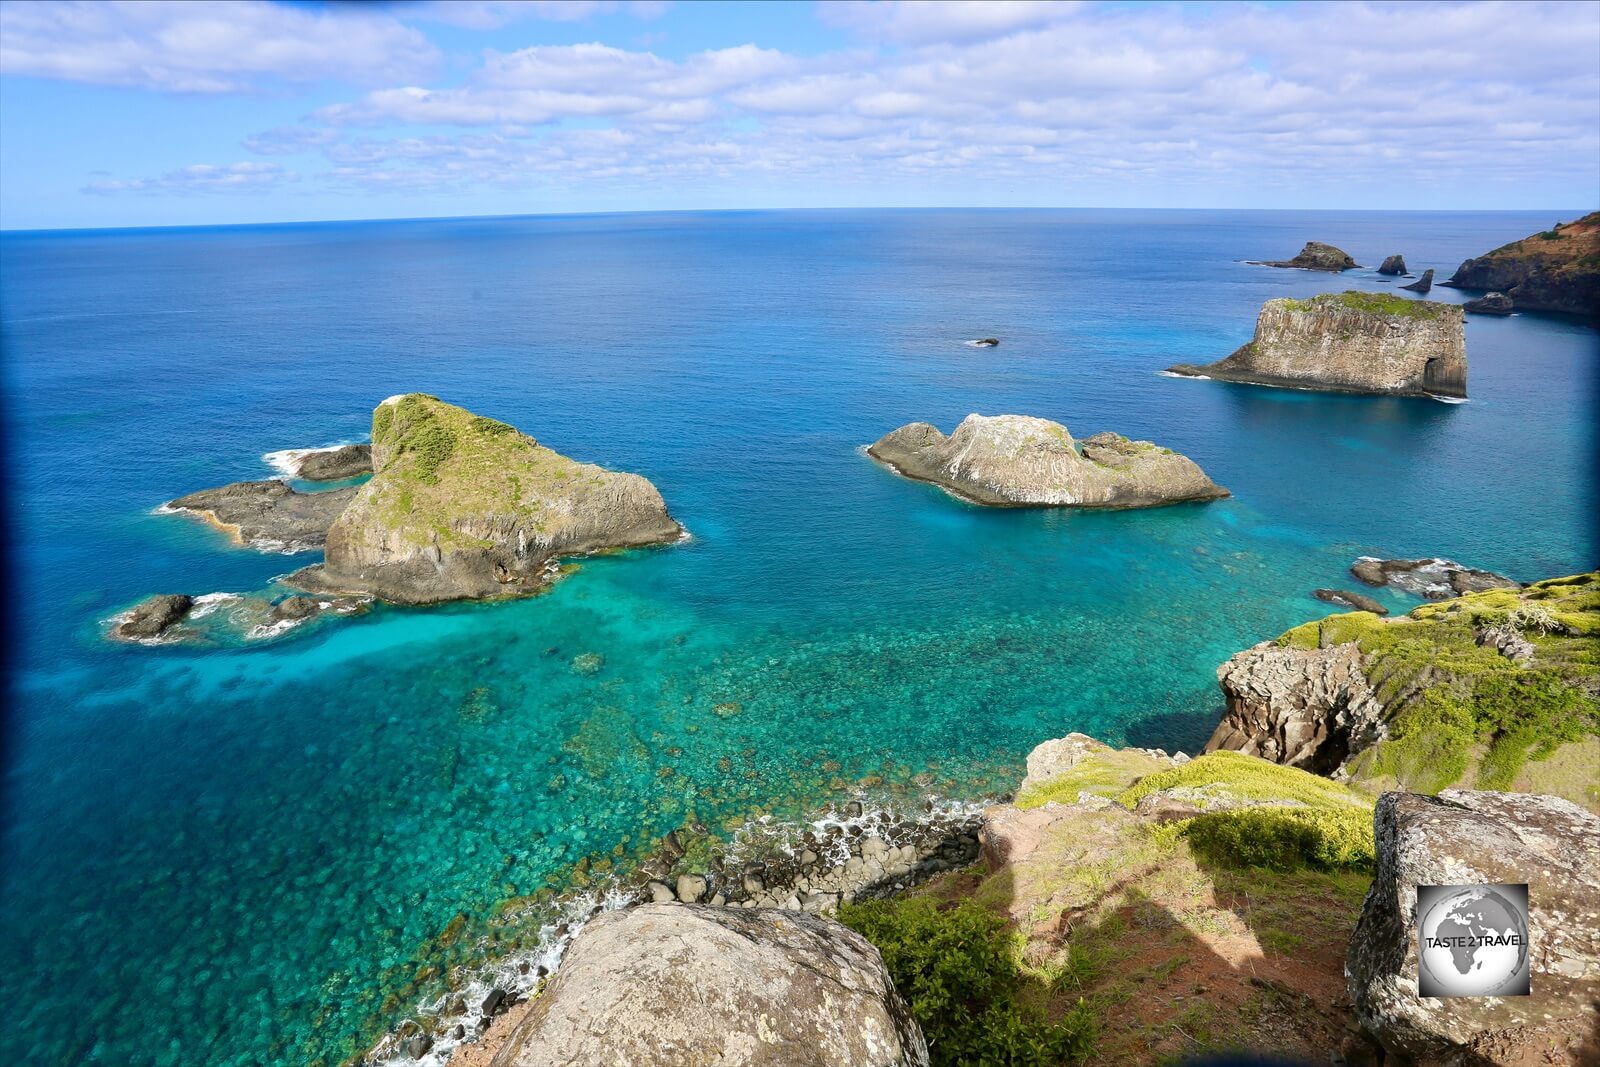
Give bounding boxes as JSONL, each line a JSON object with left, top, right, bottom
{"left": 1444, "top": 211, "right": 1600, "bottom": 318}
{"left": 1250, "top": 240, "right": 1358, "bottom": 271}
{"left": 867, "top": 414, "right": 1227, "bottom": 508}
{"left": 1166, "top": 291, "right": 1467, "bottom": 399}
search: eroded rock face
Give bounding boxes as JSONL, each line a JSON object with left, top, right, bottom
{"left": 1401, "top": 268, "right": 1435, "bottom": 293}
{"left": 1350, "top": 557, "right": 1521, "bottom": 600}
{"left": 166, "top": 480, "right": 357, "bottom": 551}
{"left": 1253, "top": 241, "right": 1359, "bottom": 271}
{"left": 1379, "top": 255, "right": 1408, "bottom": 276}
{"left": 1166, "top": 292, "right": 1467, "bottom": 398}
{"left": 112, "top": 594, "right": 194, "bottom": 640}
{"left": 867, "top": 414, "right": 1227, "bottom": 509}
{"left": 291, "top": 394, "right": 683, "bottom": 604}
{"left": 1348, "top": 790, "right": 1600, "bottom": 1066}
{"left": 293, "top": 444, "right": 372, "bottom": 481}
{"left": 487, "top": 903, "right": 928, "bottom": 1067}
{"left": 1204, "top": 640, "right": 1385, "bottom": 775}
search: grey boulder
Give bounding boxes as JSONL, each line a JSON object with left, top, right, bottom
{"left": 1401, "top": 268, "right": 1435, "bottom": 293}
{"left": 292, "top": 444, "right": 372, "bottom": 481}
{"left": 1349, "top": 790, "right": 1600, "bottom": 1066}
{"left": 1463, "top": 291, "right": 1514, "bottom": 315}
{"left": 113, "top": 594, "right": 194, "bottom": 640}
{"left": 488, "top": 903, "right": 927, "bottom": 1066}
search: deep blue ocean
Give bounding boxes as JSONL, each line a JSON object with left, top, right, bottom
{"left": 2, "top": 209, "right": 1595, "bottom": 1066}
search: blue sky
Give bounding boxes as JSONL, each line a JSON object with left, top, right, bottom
{"left": 1, "top": 0, "right": 1596, "bottom": 230}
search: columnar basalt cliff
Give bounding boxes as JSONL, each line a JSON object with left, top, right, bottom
{"left": 1445, "top": 211, "right": 1600, "bottom": 319}
{"left": 291, "top": 394, "right": 682, "bottom": 604}
{"left": 1166, "top": 292, "right": 1467, "bottom": 398}
{"left": 867, "top": 414, "right": 1227, "bottom": 509}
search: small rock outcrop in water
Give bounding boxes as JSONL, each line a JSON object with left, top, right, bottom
{"left": 867, "top": 415, "right": 1227, "bottom": 509}
{"left": 1399, "top": 268, "right": 1434, "bottom": 293}
{"left": 1350, "top": 557, "right": 1520, "bottom": 599}
{"left": 166, "top": 480, "right": 357, "bottom": 551}
{"left": 1377, "top": 255, "right": 1407, "bottom": 276}
{"left": 292, "top": 444, "right": 372, "bottom": 481}
{"left": 1348, "top": 790, "right": 1600, "bottom": 1066}
{"left": 1462, "top": 291, "right": 1513, "bottom": 316}
{"left": 1444, "top": 211, "right": 1600, "bottom": 318}
{"left": 1203, "top": 641, "right": 1386, "bottom": 775}
{"left": 1165, "top": 291, "right": 1467, "bottom": 399}
{"left": 973, "top": 337, "right": 999, "bottom": 347}
{"left": 1313, "top": 588, "right": 1388, "bottom": 615}
{"left": 485, "top": 903, "right": 928, "bottom": 1067}
{"left": 290, "top": 394, "right": 682, "bottom": 604}
{"left": 112, "top": 594, "right": 194, "bottom": 640}
{"left": 1251, "top": 241, "right": 1359, "bottom": 271}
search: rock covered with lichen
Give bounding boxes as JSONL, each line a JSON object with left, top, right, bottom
{"left": 1166, "top": 291, "right": 1467, "bottom": 398}
{"left": 1349, "top": 789, "right": 1600, "bottom": 1066}
{"left": 291, "top": 394, "right": 682, "bottom": 604}
{"left": 867, "top": 414, "right": 1227, "bottom": 509}
{"left": 484, "top": 903, "right": 928, "bottom": 1067}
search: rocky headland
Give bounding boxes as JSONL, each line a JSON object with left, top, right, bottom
{"left": 166, "top": 479, "right": 358, "bottom": 551}
{"left": 866, "top": 414, "right": 1227, "bottom": 509}
{"left": 1251, "top": 241, "right": 1359, "bottom": 271}
{"left": 1205, "top": 571, "right": 1599, "bottom": 808}
{"left": 1166, "top": 291, "right": 1467, "bottom": 398}
{"left": 1444, "top": 211, "right": 1600, "bottom": 319}
{"left": 290, "top": 394, "right": 682, "bottom": 604}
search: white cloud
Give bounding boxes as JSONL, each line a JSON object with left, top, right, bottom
{"left": 821, "top": 1, "right": 1087, "bottom": 44}
{"left": 407, "top": 1, "right": 671, "bottom": 30}
{"left": 83, "top": 161, "right": 298, "bottom": 194}
{"left": 242, "top": 126, "right": 342, "bottom": 156}
{"left": 0, "top": 0, "right": 436, "bottom": 92}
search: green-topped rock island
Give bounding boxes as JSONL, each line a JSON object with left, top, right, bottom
{"left": 1167, "top": 291, "right": 1468, "bottom": 398}
{"left": 286, "top": 394, "right": 684, "bottom": 604}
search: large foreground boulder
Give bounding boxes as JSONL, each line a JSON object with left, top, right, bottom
{"left": 291, "top": 394, "right": 682, "bottom": 604}
{"left": 166, "top": 480, "right": 357, "bottom": 551}
{"left": 487, "top": 903, "right": 928, "bottom": 1067}
{"left": 1204, "top": 640, "right": 1386, "bottom": 775}
{"left": 1348, "top": 790, "right": 1600, "bottom": 1066}
{"left": 1166, "top": 292, "right": 1467, "bottom": 398}
{"left": 867, "top": 414, "right": 1227, "bottom": 508}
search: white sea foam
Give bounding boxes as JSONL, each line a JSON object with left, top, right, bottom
{"left": 262, "top": 443, "right": 359, "bottom": 478}
{"left": 1160, "top": 370, "right": 1209, "bottom": 380}
{"left": 1430, "top": 395, "right": 1470, "bottom": 404}
{"left": 188, "top": 592, "right": 241, "bottom": 620}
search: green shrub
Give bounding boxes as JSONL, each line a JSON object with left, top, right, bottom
{"left": 1175, "top": 806, "right": 1375, "bottom": 873}
{"left": 838, "top": 897, "right": 1096, "bottom": 1065}
{"left": 404, "top": 421, "right": 458, "bottom": 484}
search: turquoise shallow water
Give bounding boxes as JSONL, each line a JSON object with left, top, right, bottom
{"left": 1, "top": 209, "right": 1595, "bottom": 1065}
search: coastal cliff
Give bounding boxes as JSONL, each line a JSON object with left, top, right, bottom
{"left": 1204, "top": 572, "right": 1600, "bottom": 809}
{"left": 867, "top": 414, "right": 1227, "bottom": 509}
{"left": 1167, "top": 291, "right": 1467, "bottom": 398}
{"left": 290, "top": 394, "right": 682, "bottom": 604}
{"left": 1444, "top": 212, "right": 1600, "bottom": 318}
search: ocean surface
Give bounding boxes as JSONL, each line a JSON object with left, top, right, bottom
{"left": 2, "top": 209, "right": 1595, "bottom": 1066}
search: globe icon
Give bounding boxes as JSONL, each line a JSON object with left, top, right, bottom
{"left": 1418, "top": 885, "right": 1530, "bottom": 996}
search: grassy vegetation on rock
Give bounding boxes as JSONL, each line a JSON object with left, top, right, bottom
{"left": 1278, "top": 574, "right": 1600, "bottom": 804}
{"left": 1115, "top": 751, "right": 1373, "bottom": 812}
{"left": 1280, "top": 291, "right": 1452, "bottom": 320}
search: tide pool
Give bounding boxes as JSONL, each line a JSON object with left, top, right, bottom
{"left": 2, "top": 209, "right": 1594, "bottom": 1065}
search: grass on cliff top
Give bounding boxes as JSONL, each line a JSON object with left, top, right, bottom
{"left": 1115, "top": 751, "right": 1373, "bottom": 812}
{"left": 365, "top": 393, "right": 610, "bottom": 549}
{"left": 1279, "top": 291, "right": 1451, "bottom": 320}
{"left": 1015, "top": 748, "right": 1173, "bottom": 809}
{"left": 1275, "top": 574, "right": 1600, "bottom": 799}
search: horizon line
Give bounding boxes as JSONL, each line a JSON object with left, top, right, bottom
{"left": 4, "top": 203, "right": 1594, "bottom": 238}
